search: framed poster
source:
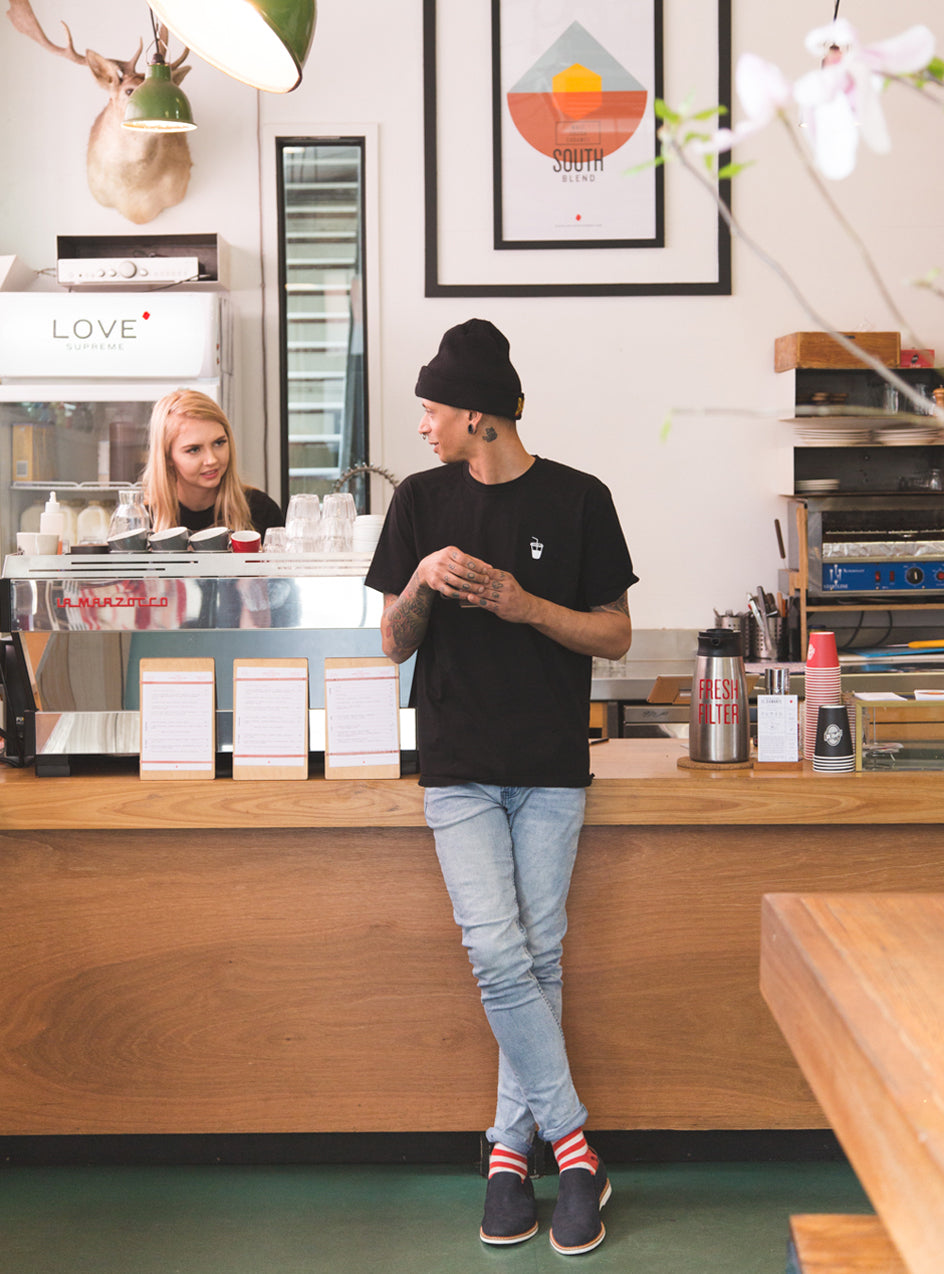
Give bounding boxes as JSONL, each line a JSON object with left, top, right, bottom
{"left": 423, "top": 0, "right": 732, "bottom": 297}
{"left": 494, "top": 0, "right": 663, "bottom": 250}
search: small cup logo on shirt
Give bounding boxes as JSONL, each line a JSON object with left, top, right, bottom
{"left": 530, "top": 536, "right": 544, "bottom": 560}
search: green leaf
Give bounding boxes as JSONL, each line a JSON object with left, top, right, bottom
{"left": 926, "top": 56, "right": 944, "bottom": 82}
{"left": 718, "top": 161, "right": 754, "bottom": 180}
{"left": 660, "top": 412, "right": 673, "bottom": 443}
{"left": 625, "top": 156, "right": 666, "bottom": 176}
{"left": 653, "top": 99, "right": 680, "bottom": 125}
{"left": 691, "top": 104, "right": 727, "bottom": 122}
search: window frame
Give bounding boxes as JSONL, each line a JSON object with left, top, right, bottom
{"left": 260, "top": 123, "right": 382, "bottom": 513}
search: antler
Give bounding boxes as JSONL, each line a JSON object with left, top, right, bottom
{"left": 6, "top": 0, "right": 144, "bottom": 76}
{"left": 6, "top": 0, "right": 87, "bottom": 65}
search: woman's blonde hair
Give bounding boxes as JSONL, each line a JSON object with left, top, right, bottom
{"left": 141, "top": 390, "right": 253, "bottom": 532}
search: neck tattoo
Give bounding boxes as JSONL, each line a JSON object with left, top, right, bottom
{"left": 483, "top": 425, "right": 498, "bottom": 443}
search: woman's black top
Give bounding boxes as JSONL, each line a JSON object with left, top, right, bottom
{"left": 178, "top": 488, "right": 283, "bottom": 538}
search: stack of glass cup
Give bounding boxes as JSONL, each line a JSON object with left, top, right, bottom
{"left": 320, "top": 492, "right": 356, "bottom": 552}
{"left": 285, "top": 493, "right": 321, "bottom": 552}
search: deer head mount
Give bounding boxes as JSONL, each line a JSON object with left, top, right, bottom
{"left": 7, "top": 0, "right": 193, "bottom": 225}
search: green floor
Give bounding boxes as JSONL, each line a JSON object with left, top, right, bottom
{"left": 0, "top": 1161, "right": 871, "bottom": 1273}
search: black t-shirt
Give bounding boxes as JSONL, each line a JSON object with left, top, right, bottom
{"left": 365, "top": 457, "right": 637, "bottom": 788}
{"left": 178, "top": 488, "right": 283, "bottom": 538}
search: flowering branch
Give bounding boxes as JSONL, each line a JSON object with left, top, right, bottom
{"left": 659, "top": 125, "right": 927, "bottom": 411}
{"left": 649, "top": 18, "right": 943, "bottom": 421}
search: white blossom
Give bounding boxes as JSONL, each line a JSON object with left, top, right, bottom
{"left": 796, "top": 20, "right": 935, "bottom": 179}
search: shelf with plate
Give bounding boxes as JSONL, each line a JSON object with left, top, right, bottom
{"left": 784, "top": 408, "right": 944, "bottom": 449}
{"left": 775, "top": 338, "right": 944, "bottom": 650}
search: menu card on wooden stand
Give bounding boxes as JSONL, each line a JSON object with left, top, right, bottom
{"left": 232, "top": 658, "right": 309, "bottom": 780}
{"left": 139, "top": 658, "right": 215, "bottom": 780}
{"left": 324, "top": 657, "right": 400, "bottom": 780}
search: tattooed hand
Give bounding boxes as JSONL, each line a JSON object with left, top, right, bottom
{"left": 419, "top": 546, "right": 492, "bottom": 604}
{"left": 470, "top": 566, "right": 535, "bottom": 623}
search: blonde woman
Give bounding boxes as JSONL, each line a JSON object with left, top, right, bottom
{"left": 141, "top": 390, "right": 282, "bottom": 537}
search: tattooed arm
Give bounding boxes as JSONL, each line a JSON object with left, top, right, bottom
{"left": 457, "top": 568, "right": 633, "bottom": 661}
{"left": 379, "top": 546, "right": 493, "bottom": 663}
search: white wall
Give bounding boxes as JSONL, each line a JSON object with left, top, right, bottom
{"left": 1, "top": 0, "right": 942, "bottom": 630}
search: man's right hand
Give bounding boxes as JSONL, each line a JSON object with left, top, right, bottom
{"left": 418, "top": 547, "right": 491, "bottom": 603}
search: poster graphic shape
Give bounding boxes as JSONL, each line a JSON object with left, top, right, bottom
{"left": 507, "top": 23, "right": 647, "bottom": 162}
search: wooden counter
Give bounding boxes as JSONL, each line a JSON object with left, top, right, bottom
{"left": 3, "top": 739, "right": 942, "bottom": 829}
{"left": 3, "top": 741, "right": 944, "bottom": 1136}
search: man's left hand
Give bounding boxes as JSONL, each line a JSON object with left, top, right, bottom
{"left": 472, "top": 567, "right": 535, "bottom": 624}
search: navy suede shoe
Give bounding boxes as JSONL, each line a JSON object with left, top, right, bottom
{"left": 480, "top": 1172, "right": 539, "bottom": 1245}
{"left": 549, "top": 1156, "right": 612, "bottom": 1255}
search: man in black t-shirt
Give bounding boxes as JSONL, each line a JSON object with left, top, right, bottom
{"left": 366, "top": 319, "right": 636, "bottom": 1256}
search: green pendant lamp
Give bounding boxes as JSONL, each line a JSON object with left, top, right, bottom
{"left": 148, "top": 0, "right": 317, "bottom": 94}
{"left": 123, "top": 58, "right": 197, "bottom": 132}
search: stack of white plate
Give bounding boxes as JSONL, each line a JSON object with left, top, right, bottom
{"left": 875, "top": 424, "right": 944, "bottom": 445}
{"left": 352, "top": 514, "right": 385, "bottom": 554}
{"left": 795, "top": 422, "right": 873, "bottom": 445}
{"left": 796, "top": 478, "right": 840, "bottom": 494}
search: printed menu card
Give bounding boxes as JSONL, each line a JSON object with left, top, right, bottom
{"left": 233, "top": 658, "right": 309, "bottom": 780}
{"left": 139, "top": 658, "right": 215, "bottom": 780}
{"left": 324, "top": 657, "right": 401, "bottom": 779}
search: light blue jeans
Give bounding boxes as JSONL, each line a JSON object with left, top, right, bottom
{"left": 424, "top": 784, "right": 588, "bottom": 1156}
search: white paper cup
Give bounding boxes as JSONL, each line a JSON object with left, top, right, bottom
{"left": 16, "top": 531, "right": 39, "bottom": 554}
{"left": 34, "top": 533, "right": 60, "bottom": 554}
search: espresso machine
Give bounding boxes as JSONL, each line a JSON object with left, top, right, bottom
{"left": 0, "top": 551, "right": 414, "bottom": 775}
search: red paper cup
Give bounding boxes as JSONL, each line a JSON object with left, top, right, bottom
{"left": 231, "top": 530, "right": 261, "bottom": 553}
{"left": 807, "top": 630, "right": 839, "bottom": 668}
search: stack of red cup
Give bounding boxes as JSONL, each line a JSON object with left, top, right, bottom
{"left": 804, "top": 630, "right": 842, "bottom": 760}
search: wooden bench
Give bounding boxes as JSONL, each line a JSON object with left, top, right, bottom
{"left": 788, "top": 1215, "right": 907, "bottom": 1274}
{"left": 762, "top": 894, "right": 944, "bottom": 1274}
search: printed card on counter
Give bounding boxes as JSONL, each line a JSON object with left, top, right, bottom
{"left": 139, "top": 658, "right": 215, "bottom": 780}
{"left": 756, "top": 694, "right": 800, "bottom": 764}
{"left": 324, "top": 657, "right": 400, "bottom": 780}
{"left": 233, "top": 659, "right": 309, "bottom": 780}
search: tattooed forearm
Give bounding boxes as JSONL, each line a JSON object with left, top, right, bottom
{"left": 381, "top": 579, "right": 436, "bottom": 663}
{"left": 595, "top": 593, "right": 630, "bottom": 618}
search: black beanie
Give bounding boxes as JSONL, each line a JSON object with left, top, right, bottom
{"left": 415, "top": 318, "right": 524, "bottom": 420}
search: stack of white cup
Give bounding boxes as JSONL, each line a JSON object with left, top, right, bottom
{"left": 352, "top": 514, "right": 384, "bottom": 555}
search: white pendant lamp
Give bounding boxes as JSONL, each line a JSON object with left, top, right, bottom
{"left": 148, "top": 0, "right": 317, "bottom": 93}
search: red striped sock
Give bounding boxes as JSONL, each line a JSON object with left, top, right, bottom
{"left": 488, "top": 1143, "right": 529, "bottom": 1181}
{"left": 553, "top": 1128, "right": 598, "bottom": 1173}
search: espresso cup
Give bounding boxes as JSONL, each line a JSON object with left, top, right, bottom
{"left": 231, "top": 530, "right": 261, "bottom": 553}
{"left": 190, "top": 525, "right": 231, "bottom": 552}
{"left": 148, "top": 526, "right": 190, "bottom": 552}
